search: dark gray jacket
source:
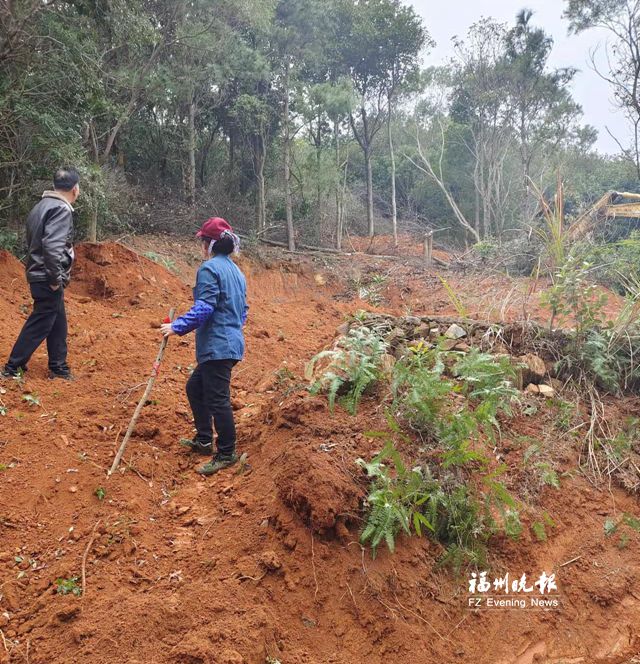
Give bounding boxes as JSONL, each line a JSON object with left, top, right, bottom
{"left": 25, "top": 192, "right": 75, "bottom": 287}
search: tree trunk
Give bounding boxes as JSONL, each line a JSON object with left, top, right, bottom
{"left": 186, "top": 97, "right": 196, "bottom": 207}
{"left": 256, "top": 135, "right": 266, "bottom": 233}
{"left": 334, "top": 119, "right": 343, "bottom": 252}
{"left": 316, "top": 123, "right": 322, "bottom": 243}
{"left": 229, "top": 129, "right": 235, "bottom": 172}
{"left": 283, "top": 62, "right": 295, "bottom": 251}
{"left": 365, "top": 147, "right": 374, "bottom": 237}
{"left": 388, "top": 103, "right": 397, "bottom": 246}
{"left": 89, "top": 206, "right": 98, "bottom": 243}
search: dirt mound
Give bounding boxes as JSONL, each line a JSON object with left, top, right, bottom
{"left": 0, "top": 248, "right": 24, "bottom": 281}
{"left": 0, "top": 249, "right": 27, "bottom": 305}
{"left": 71, "top": 242, "right": 188, "bottom": 300}
{"left": 275, "top": 438, "right": 363, "bottom": 535}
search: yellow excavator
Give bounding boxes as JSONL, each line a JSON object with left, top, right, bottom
{"left": 566, "top": 191, "right": 640, "bottom": 241}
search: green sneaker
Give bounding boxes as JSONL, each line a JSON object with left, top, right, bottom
{"left": 179, "top": 438, "right": 213, "bottom": 456}
{"left": 197, "top": 453, "right": 238, "bottom": 476}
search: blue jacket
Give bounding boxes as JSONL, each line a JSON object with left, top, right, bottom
{"left": 172, "top": 254, "right": 248, "bottom": 363}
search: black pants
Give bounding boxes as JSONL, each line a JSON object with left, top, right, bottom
{"left": 186, "top": 359, "right": 238, "bottom": 457}
{"left": 6, "top": 282, "right": 68, "bottom": 373}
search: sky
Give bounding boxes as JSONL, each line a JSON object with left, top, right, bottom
{"left": 409, "top": 0, "right": 627, "bottom": 155}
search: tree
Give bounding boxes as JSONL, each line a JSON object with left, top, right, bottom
{"left": 334, "top": 0, "right": 426, "bottom": 238}
{"left": 382, "top": 9, "right": 430, "bottom": 246}
{"left": 450, "top": 19, "right": 515, "bottom": 238}
{"left": 565, "top": 0, "right": 640, "bottom": 177}
{"left": 504, "top": 10, "right": 584, "bottom": 217}
{"left": 230, "top": 94, "right": 275, "bottom": 233}
{"left": 268, "top": 0, "right": 331, "bottom": 250}
{"left": 299, "top": 80, "right": 354, "bottom": 248}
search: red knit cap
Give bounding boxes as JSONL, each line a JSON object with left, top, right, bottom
{"left": 196, "top": 217, "right": 232, "bottom": 241}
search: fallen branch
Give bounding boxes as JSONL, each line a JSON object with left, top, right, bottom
{"left": 108, "top": 308, "right": 175, "bottom": 476}
{"left": 239, "top": 234, "right": 451, "bottom": 267}
{"left": 81, "top": 520, "right": 101, "bottom": 599}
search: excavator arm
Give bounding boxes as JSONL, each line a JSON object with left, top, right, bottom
{"left": 566, "top": 192, "right": 640, "bottom": 241}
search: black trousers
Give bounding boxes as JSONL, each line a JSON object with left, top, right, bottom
{"left": 186, "top": 359, "right": 238, "bottom": 457}
{"left": 6, "top": 282, "right": 68, "bottom": 373}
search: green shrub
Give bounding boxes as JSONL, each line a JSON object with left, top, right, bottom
{"left": 393, "top": 344, "right": 520, "bottom": 445}
{"left": 143, "top": 251, "right": 178, "bottom": 274}
{"left": 580, "top": 232, "right": 640, "bottom": 295}
{"left": 0, "top": 228, "right": 20, "bottom": 255}
{"left": 543, "top": 255, "right": 640, "bottom": 392}
{"left": 452, "top": 349, "right": 520, "bottom": 439}
{"left": 473, "top": 240, "right": 498, "bottom": 260}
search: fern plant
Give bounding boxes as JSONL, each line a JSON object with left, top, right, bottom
{"left": 357, "top": 440, "right": 433, "bottom": 556}
{"left": 453, "top": 350, "right": 520, "bottom": 412}
{"left": 306, "top": 326, "right": 388, "bottom": 414}
{"left": 392, "top": 342, "right": 453, "bottom": 430}
{"left": 358, "top": 424, "right": 522, "bottom": 567}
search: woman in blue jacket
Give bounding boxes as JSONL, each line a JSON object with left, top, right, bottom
{"left": 161, "top": 217, "right": 248, "bottom": 476}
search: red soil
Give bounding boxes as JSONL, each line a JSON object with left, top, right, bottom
{"left": 0, "top": 238, "right": 639, "bottom": 664}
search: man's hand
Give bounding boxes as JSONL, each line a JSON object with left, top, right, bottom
{"left": 50, "top": 284, "right": 60, "bottom": 291}
{"left": 160, "top": 322, "right": 175, "bottom": 338}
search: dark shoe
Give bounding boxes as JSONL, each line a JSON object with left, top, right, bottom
{"left": 47, "top": 370, "right": 74, "bottom": 381}
{"left": 179, "top": 438, "right": 213, "bottom": 456}
{"left": 197, "top": 453, "right": 238, "bottom": 476}
{"left": 1, "top": 366, "right": 22, "bottom": 379}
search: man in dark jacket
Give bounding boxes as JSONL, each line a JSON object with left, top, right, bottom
{"left": 2, "top": 168, "right": 80, "bottom": 380}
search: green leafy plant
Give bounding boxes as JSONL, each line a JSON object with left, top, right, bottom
{"left": 143, "top": 251, "right": 178, "bottom": 273}
{"left": 453, "top": 349, "right": 520, "bottom": 437}
{"left": 473, "top": 240, "right": 498, "bottom": 260}
{"left": 604, "top": 518, "right": 618, "bottom": 537}
{"left": 94, "top": 487, "right": 106, "bottom": 501}
{"left": 438, "top": 276, "right": 468, "bottom": 317}
{"left": 349, "top": 273, "right": 387, "bottom": 306}
{"left": 531, "top": 174, "right": 566, "bottom": 270}
{"left": 392, "top": 341, "right": 453, "bottom": 431}
{"left": 306, "top": 326, "right": 388, "bottom": 414}
{"left": 0, "top": 229, "right": 20, "bottom": 255}
{"left": 622, "top": 513, "right": 640, "bottom": 532}
{"left": 579, "top": 231, "right": 640, "bottom": 296}
{"left": 357, "top": 440, "right": 434, "bottom": 556}
{"left": 56, "top": 576, "right": 82, "bottom": 597}
{"left": 359, "top": 423, "right": 521, "bottom": 568}
{"left": 531, "top": 512, "right": 556, "bottom": 542}
{"left": 22, "top": 393, "right": 40, "bottom": 407}
{"left": 542, "top": 255, "right": 640, "bottom": 392}
{"left": 523, "top": 444, "right": 560, "bottom": 489}
{"left": 531, "top": 521, "right": 547, "bottom": 541}
{"left": 554, "top": 398, "right": 575, "bottom": 431}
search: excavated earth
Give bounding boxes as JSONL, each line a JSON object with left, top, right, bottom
{"left": 0, "top": 235, "right": 639, "bottom": 664}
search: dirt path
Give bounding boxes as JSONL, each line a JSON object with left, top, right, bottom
{"left": 0, "top": 237, "right": 639, "bottom": 663}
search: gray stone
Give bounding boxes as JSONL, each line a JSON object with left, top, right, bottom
{"left": 444, "top": 324, "right": 467, "bottom": 340}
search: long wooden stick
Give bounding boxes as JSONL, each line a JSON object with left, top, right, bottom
{"left": 81, "top": 519, "right": 101, "bottom": 598}
{"left": 108, "top": 308, "right": 175, "bottom": 476}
